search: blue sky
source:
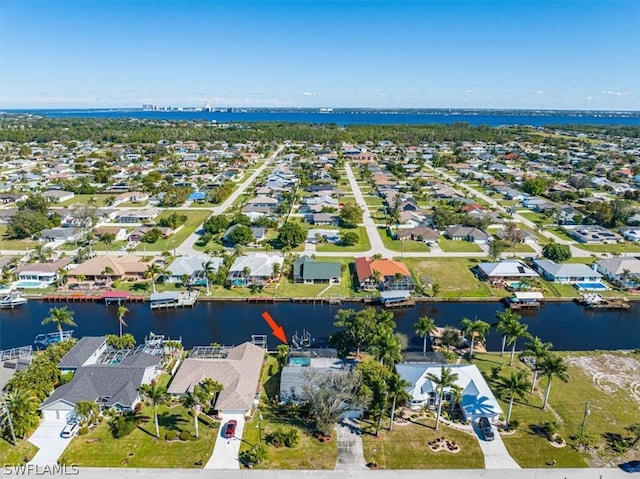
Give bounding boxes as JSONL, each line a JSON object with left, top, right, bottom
{"left": 1, "top": 0, "right": 639, "bottom": 110}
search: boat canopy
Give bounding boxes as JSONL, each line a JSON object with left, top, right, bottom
{"left": 513, "top": 292, "right": 544, "bottom": 301}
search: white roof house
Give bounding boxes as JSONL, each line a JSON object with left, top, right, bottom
{"left": 227, "top": 253, "right": 284, "bottom": 286}
{"left": 476, "top": 260, "right": 539, "bottom": 280}
{"left": 397, "top": 363, "right": 503, "bottom": 422}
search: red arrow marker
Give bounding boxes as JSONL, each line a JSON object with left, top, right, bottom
{"left": 261, "top": 311, "right": 288, "bottom": 344}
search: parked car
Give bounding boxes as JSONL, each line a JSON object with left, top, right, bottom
{"left": 224, "top": 419, "right": 237, "bottom": 438}
{"left": 620, "top": 461, "right": 640, "bottom": 473}
{"left": 478, "top": 417, "right": 494, "bottom": 441}
{"left": 60, "top": 421, "right": 79, "bottom": 438}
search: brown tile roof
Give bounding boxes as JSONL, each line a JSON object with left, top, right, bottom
{"left": 354, "top": 257, "right": 410, "bottom": 282}
{"left": 167, "top": 342, "right": 265, "bottom": 412}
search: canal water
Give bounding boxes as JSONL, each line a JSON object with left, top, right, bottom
{"left": 1, "top": 301, "right": 638, "bottom": 352}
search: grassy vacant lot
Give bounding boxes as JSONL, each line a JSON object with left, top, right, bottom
{"left": 0, "top": 439, "right": 38, "bottom": 465}
{"left": 62, "top": 404, "right": 219, "bottom": 468}
{"left": 378, "top": 227, "right": 431, "bottom": 253}
{"left": 316, "top": 226, "right": 371, "bottom": 253}
{"left": 548, "top": 227, "right": 574, "bottom": 242}
{"left": 438, "top": 237, "right": 482, "bottom": 253}
{"left": 0, "top": 225, "right": 38, "bottom": 250}
{"left": 145, "top": 210, "right": 211, "bottom": 252}
{"left": 575, "top": 243, "right": 640, "bottom": 253}
{"left": 471, "top": 351, "right": 640, "bottom": 468}
{"left": 239, "top": 356, "right": 338, "bottom": 469}
{"left": 403, "top": 258, "right": 501, "bottom": 298}
{"left": 361, "top": 417, "right": 484, "bottom": 469}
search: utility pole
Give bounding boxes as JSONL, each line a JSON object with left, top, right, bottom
{"left": 579, "top": 400, "right": 590, "bottom": 449}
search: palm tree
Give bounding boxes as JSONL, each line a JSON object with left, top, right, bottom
{"left": 539, "top": 354, "right": 569, "bottom": 410}
{"left": 460, "top": 317, "right": 490, "bottom": 360}
{"left": 138, "top": 380, "right": 167, "bottom": 438}
{"left": 522, "top": 336, "right": 553, "bottom": 393}
{"left": 2, "top": 390, "right": 40, "bottom": 439}
{"left": 41, "top": 306, "right": 77, "bottom": 342}
{"left": 499, "top": 370, "right": 531, "bottom": 426}
{"left": 387, "top": 373, "right": 410, "bottom": 431}
{"left": 505, "top": 318, "right": 531, "bottom": 366}
{"left": 242, "top": 266, "right": 251, "bottom": 287}
{"left": 117, "top": 305, "right": 129, "bottom": 337}
{"left": 430, "top": 282, "right": 441, "bottom": 297}
{"left": 144, "top": 263, "right": 162, "bottom": 294}
{"left": 426, "top": 366, "right": 459, "bottom": 430}
{"left": 370, "top": 326, "right": 403, "bottom": 367}
{"left": 101, "top": 232, "right": 116, "bottom": 255}
{"left": 414, "top": 315, "right": 436, "bottom": 356}
{"left": 181, "top": 390, "right": 203, "bottom": 438}
{"left": 626, "top": 422, "right": 640, "bottom": 447}
{"left": 493, "top": 308, "right": 520, "bottom": 357}
{"left": 198, "top": 378, "right": 223, "bottom": 411}
{"left": 74, "top": 400, "right": 100, "bottom": 426}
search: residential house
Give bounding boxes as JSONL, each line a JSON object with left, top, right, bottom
{"left": 292, "top": 256, "right": 341, "bottom": 284}
{"left": 115, "top": 209, "right": 159, "bottom": 224}
{"left": 66, "top": 255, "right": 149, "bottom": 283}
{"left": 93, "top": 226, "right": 128, "bottom": 242}
{"left": 112, "top": 191, "right": 149, "bottom": 206}
{"left": 0, "top": 193, "right": 27, "bottom": 204}
{"left": 306, "top": 229, "right": 340, "bottom": 244}
{"left": 308, "top": 213, "right": 340, "bottom": 226}
{"left": 227, "top": 253, "right": 284, "bottom": 287}
{"left": 595, "top": 257, "right": 640, "bottom": 289}
{"left": 476, "top": 260, "right": 539, "bottom": 282}
{"left": 164, "top": 255, "right": 224, "bottom": 285}
{"left": 394, "top": 227, "right": 439, "bottom": 244}
{"left": 621, "top": 228, "right": 640, "bottom": 242}
{"left": 128, "top": 226, "right": 173, "bottom": 243}
{"left": 167, "top": 342, "right": 265, "bottom": 415}
{"left": 532, "top": 259, "right": 603, "bottom": 283}
{"left": 222, "top": 225, "right": 266, "bottom": 246}
{"left": 354, "top": 257, "right": 414, "bottom": 291}
{"left": 279, "top": 349, "right": 345, "bottom": 403}
{"left": 42, "top": 190, "right": 74, "bottom": 203}
{"left": 397, "top": 363, "right": 503, "bottom": 422}
{"left": 445, "top": 225, "right": 491, "bottom": 244}
{"left": 566, "top": 225, "right": 622, "bottom": 244}
{"left": 14, "top": 258, "right": 72, "bottom": 285}
{"left": 57, "top": 336, "right": 108, "bottom": 373}
{"left": 40, "top": 227, "right": 83, "bottom": 243}
{"left": 41, "top": 347, "right": 160, "bottom": 420}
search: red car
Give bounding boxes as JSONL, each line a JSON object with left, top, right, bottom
{"left": 224, "top": 420, "right": 237, "bottom": 438}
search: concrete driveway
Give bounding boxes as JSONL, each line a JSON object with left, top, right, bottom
{"left": 204, "top": 413, "right": 246, "bottom": 469}
{"left": 335, "top": 418, "right": 368, "bottom": 470}
{"left": 28, "top": 418, "right": 74, "bottom": 466}
{"left": 474, "top": 421, "right": 521, "bottom": 469}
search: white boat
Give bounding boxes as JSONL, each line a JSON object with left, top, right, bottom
{"left": 0, "top": 292, "right": 28, "bottom": 309}
{"left": 0, "top": 286, "right": 13, "bottom": 296}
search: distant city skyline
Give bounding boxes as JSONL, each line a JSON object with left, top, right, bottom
{"left": 1, "top": 0, "right": 639, "bottom": 111}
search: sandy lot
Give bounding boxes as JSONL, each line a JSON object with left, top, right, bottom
{"left": 566, "top": 353, "right": 640, "bottom": 404}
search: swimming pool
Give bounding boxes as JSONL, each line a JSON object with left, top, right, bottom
{"left": 575, "top": 282, "right": 609, "bottom": 291}
{"left": 288, "top": 357, "right": 311, "bottom": 367}
{"left": 13, "top": 280, "right": 46, "bottom": 289}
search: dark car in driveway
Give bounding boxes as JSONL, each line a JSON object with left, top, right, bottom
{"left": 224, "top": 419, "right": 237, "bottom": 438}
{"left": 478, "top": 417, "right": 495, "bottom": 441}
{"left": 620, "top": 461, "right": 640, "bottom": 473}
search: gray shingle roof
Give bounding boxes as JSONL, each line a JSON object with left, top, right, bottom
{"left": 57, "top": 336, "right": 107, "bottom": 369}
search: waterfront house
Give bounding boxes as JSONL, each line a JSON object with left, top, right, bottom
{"left": 354, "top": 257, "right": 414, "bottom": 291}
{"left": 66, "top": 255, "right": 148, "bottom": 284}
{"left": 279, "top": 349, "right": 344, "bottom": 403}
{"left": 41, "top": 349, "right": 160, "bottom": 421}
{"left": 476, "top": 260, "right": 539, "bottom": 281}
{"left": 532, "top": 259, "right": 603, "bottom": 283}
{"left": 227, "top": 253, "right": 284, "bottom": 287}
{"left": 292, "top": 256, "right": 341, "bottom": 284}
{"left": 167, "top": 342, "right": 265, "bottom": 416}
{"left": 14, "top": 258, "right": 72, "bottom": 286}
{"left": 164, "top": 255, "right": 224, "bottom": 285}
{"left": 397, "top": 363, "right": 502, "bottom": 422}
{"left": 57, "top": 336, "right": 108, "bottom": 373}
{"left": 595, "top": 257, "right": 640, "bottom": 289}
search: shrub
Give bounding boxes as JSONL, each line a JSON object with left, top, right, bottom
{"left": 108, "top": 414, "right": 138, "bottom": 439}
{"left": 165, "top": 431, "right": 177, "bottom": 441}
{"left": 239, "top": 444, "right": 267, "bottom": 467}
{"left": 179, "top": 430, "right": 195, "bottom": 441}
{"left": 78, "top": 426, "right": 89, "bottom": 436}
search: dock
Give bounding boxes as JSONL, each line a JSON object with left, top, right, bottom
{"left": 503, "top": 291, "right": 544, "bottom": 310}
{"left": 576, "top": 294, "right": 632, "bottom": 310}
{"left": 150, "top": 290, "right": 199, "bottom": 310}
{"left": 42, "top": 292, "right": 145, "bottom": 303}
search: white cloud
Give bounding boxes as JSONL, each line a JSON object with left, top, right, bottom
{"left": 535, "top": 90, "right": 545, "bottom": 95}
{"left": 301, "top": 91, "right": 317, "bottom": 97}
{"left": 601, "top": 90, "right": 628, "bottom": 96}
{"left": 586, "top": 96, "right": 593, "bottom": 101}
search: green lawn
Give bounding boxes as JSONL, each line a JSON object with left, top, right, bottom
{"left": 0, "top": 225, "right": 38, "bottom": 250}
{"left": 361, "top": 417, "right": 484, "bottom": 469}
{"left": 438, "top": 237, "right": 482, "bottom": 253}
{"left": 0, "top": 439, "right": 38, "bottom": 465}
{"left": 403, "top": 258, "right": 499, "bottom": 298}
{"left": 548, "top": 227, "right": 575, "bottom": 242}
{"left": 144, "top": 210, "right": 212, "bottom": 251}
{"left": 518, "top": 211, "right": 548, "bottom": 224}
{"left": 575, "top": 243, "right": 640, "bottom": 253}
{"left": 55, "top": 194, "right": 112, "bottom": 207}
{"left": 470, "top": 351, "right": 640, "bottom": 468}
{"left": 363, "top": 196, "right": 384, "bottom": 208}
{"left": 378, "top": 227, "right": 431, "bottom": 253}
{"left": 61, "top": 404, "right": 220, "bottom": 468}
{"left": 316, "top": 226, "right": 371, "bottom": 253}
